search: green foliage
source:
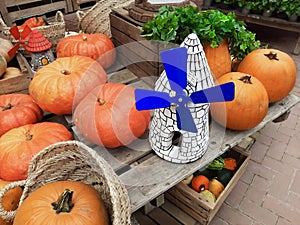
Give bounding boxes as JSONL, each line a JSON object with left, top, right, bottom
{"left": 141, "top": 6, "right": 262, "bottom": 60}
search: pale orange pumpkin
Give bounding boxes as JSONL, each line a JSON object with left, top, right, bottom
{"left": 204, "top": 39, "right": 232, "bottom": 80}
{"left": 0, "top": 179, "right": 23, "bottom": 225}
{"left": 0, "top": 38, "right": 14, "bottom": 63}
{"left": 2, "top": 67, "right": 22, "bottom": 79}
{"left": 13, "top": 180, "right": 109, "bottom": 225}
{"left": 237, "top": 49, "right": 296, "bottom": 103}
{"left": 210, "top": 72, "right": 269, "bottom": 130}
{"left": 29, "top": 56, "right": 107, "bottom": 115}
{"left": 0, "top": 55, "right": 7, "bottom": 78}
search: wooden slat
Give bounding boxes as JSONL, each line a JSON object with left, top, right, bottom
{"left": 148, "top": 207, "right": 182, "bottom": 225}
{"left": 133, "top": 211, "right": 157, "bottom": 225}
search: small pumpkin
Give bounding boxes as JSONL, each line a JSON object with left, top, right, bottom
{"left": 73, "top": 83, "right": 150, "bottom": 148}
{"left": 237, "top": 49, "right": 296, "bottom": 103}
{"left": 199, "top": 190, "right": 216, "bottom": 203}
{"left": 0, "top": 38, "right": 14, "bottom": 63}
{"left": 223, "top": 158, "right": 237, "bottom": 171}
{"left": 0, "top": 179, "right": 23, "bottom": 225}
{"left": 18, "top": 16, "right": 47, "bottom": 30}
{"left": 208, "top": 178, "right": 224, "bottom": 198}
{"left": 0, "top": 55, "right": 7, "bottom": 78}
{"left": 203, "top": 39, "right": 232, "bottom": 80}
{"left": 0, "top": 93, "right": 43, "bottom": 136}
{"left": 0, "top": 122, "right": 73, "bottom": 181}
{"left": 29, "top": 56, "right": 107, "bottom": 115}
{"left": 1, "top": 67, "right": 22, "bottom": 79}
{"left": 56, "top": 33, "right": 116, "bottom": 69}
{"left": 191, "top": 175, "right": 209, "bottom": 192}
{"left": 210, "top": 72, "right": 269, "bottom": 130}
{"left": 13, "top": 180, "right": 109, "bottom": 225}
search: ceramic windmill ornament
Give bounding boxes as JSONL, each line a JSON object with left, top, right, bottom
{"left": 135, "top": 33, "right": 235, "bottom": 163}
{"left": 8, "top": 25, "right": 55, "bottom": 72}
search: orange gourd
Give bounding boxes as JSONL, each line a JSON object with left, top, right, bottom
{"left": 210, "top": 72, "right": 269, "bottom": 130}
{"left": 191, "top": 175, "right": 209, "bottom": 192}
{"left": 73, "top": 83, "right": 150, "bottom": 148}
{"left": 0, "top": 179, "right": 23, "bottom": 225}
{"left": 0, "top": 94, "right": 43, "bottom": 136}
{"left": 237, "top": 49, "right": 296, "bottom": 103}
{"left": 0, "top": 122, "right": 73, "bottom": 181}
{"left": 56, "top": 33, "right": 116, "bottom": 69}
{"left": 204, "top": 39, "right": 232, "bottom": 80}
{"left": 29, "top": 56, "right": 107, "bottom": 115}
{"left": 13, "top": 180, "right": 109, "bottom": 225}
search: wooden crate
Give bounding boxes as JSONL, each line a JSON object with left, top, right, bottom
{"left": 0, "top": 0, "right": 72, "bottom": 25}
{"left": 72, "top": 0, "right": 98, "bottom": 10}
{"left": 0, "top": 53, "right": 33, "bottom": 95}
{"left": 165, "top": 147, "right": 251, "bottom": 225}
{"left": 110, "top": 7, "right": 177, "bottom": 78}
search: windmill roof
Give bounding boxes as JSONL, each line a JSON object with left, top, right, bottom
{"left": 24, "top": 29, "right": 52, "bottom": 52}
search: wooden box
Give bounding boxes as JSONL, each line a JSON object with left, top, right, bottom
{"left": 110, "top": 7, "right": 177, "bottom": 78}
{"left": 0, "top": 53, "right": 33, "bottom": 95}
{"left": 165, "top": 147, "right": 251, "bottom": 225}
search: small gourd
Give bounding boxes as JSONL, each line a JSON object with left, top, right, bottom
{"left": 209, "top": 178, "right": 224, "bottom": 198}
{"left": 191, "top": 175, "right": 209, "bottom": 192}
{"left": 199, "top": 190, "right": 216, "bottom": 203}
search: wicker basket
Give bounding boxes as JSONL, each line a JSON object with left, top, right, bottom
{"left": 0, "top": 11, "right": 65, "bottom": 54}
{"left": 0, "top": 140, "right": 132, "bottom": 225}
{"left": 77, "top": 0, "right": 133, "bottom": 37}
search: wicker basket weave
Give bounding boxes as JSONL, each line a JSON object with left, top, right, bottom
{"left": 0, "top": 140, "right": 132, "bottom": 225}
{"left": 0, "top": 11, "right": 65, "bottom": 54}
{"left": 77, "top": 0, "right": 133, "bottom": 37}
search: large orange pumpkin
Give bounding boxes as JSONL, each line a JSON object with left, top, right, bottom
{"left": 210, "top": 72, "right": 269, "bottom": 130}
{"left": 0, "top": 122, "right": 73, "bottom": 181}
{"left": 0, "top": 179, "right": 23, "bottom": 225}
{"left": 204, "top": 39, "right": 232, "bottom": 80}
{"left": 13, "top": 180, "right": 109, "bottom": 225}
{"left": 0, "top": 94, "right": 43, "bottom": 136}
{"left": 237, "top": 49, "right": 296, "bottom": 103}
{"left": 56, "top": 33, "right": 116, "bottom": 69}
{"left": 29, "top": 56, "right": 107, "bottom": 115}
{"left": 73, "top": 83, "right": 150, "bottom": 148}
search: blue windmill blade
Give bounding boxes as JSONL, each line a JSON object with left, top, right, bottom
{"left": 176, "top": 106, "right": 198, "bottom": 133}
{"left": 160, "top": 47, "right": 188, "bottom": 93}
{"left": 190, "top": 82, "right": 235, "bottom": 104}
{"left": 135, "top": 89, "right": 173, "bottom": 110}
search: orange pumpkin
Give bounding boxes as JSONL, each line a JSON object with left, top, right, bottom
{"left": 56, "top": 33, "right": 116, "bottom": 69}
{"left": 0, "top": 38, "right": 14, "bottom": 63}
{"left": 29, "top": 56, "right": 107, "bottom": 115}
{"left": 210, "top": 72, "right": 269, "bottom": 130}
{"left": 191, "top": 175, "right": 209, "bottom": 192}
{"left": 0, "top": 94, "right": 43, "bottom": 136}
{"left": 0, "top": 179, "right": 23, "bottom": 225}
{"left": 237, "top": 49, "right": 296, "bottom": 103}
{"left": 18, "top": 16, "right": 47, "bottom": 30}
{"left": 73, "top": 83, "right": 150, "bottom": 148}
{"left": 0, "top": 122, "right": 73, "bottom": 181}
{"left": 13, "top": 180, "right": 109, "bottom": 225}
{"left": 204, "top": 39, "right": 232, "bottom": 80}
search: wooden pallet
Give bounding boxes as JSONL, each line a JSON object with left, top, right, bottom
{"left": 0, "top": 0, "right": 72, "bottom": 25}
{"left": 67, "top": 67, "right": 300, "bottom": 214}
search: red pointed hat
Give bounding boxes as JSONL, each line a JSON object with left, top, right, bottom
{"left": 24, "top": 29, "right": 52, "bottom": 53}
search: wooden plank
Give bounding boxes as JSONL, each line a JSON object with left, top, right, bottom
{"left": 148, "top": 207, "right": 182, "bottom": 225}
{"left": 5, "top": 0, "right": 43, "bottom": 8}
{"left": 133, "top": 211, "right": 157, "bottom": 225}
{"left": 8, "top": 1, "right": 67, "bottom": 21}
{"left": 161, "top": 200, "right": 201, "bottom": 225}
{"left": 108, "top": 68, "right": 138, "bottom": 84}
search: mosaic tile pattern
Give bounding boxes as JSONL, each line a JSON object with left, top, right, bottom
{"left": 149, "top": 33, "right": 215, "bottom": 163}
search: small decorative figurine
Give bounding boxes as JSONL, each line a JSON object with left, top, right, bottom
{"left": 135, "top": 33, "right": 235, "bottom": 163}
{"left": 8, "top": 25, "right": 55, "bottom": 72}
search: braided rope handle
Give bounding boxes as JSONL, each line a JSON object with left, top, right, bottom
{"left": 0, "top": 17, "right": 9, "bottom": 29}
{"left": 76, "top": 10, "right": 85, "bottom": 21}
{"left": 0, "top": 180, "right": 26, "bottom": 221}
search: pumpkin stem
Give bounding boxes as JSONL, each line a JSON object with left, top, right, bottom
{"left": 60, "top": 70, "right": 71, "bottom": 75}
{"left": 82, "top": 35, "right": 88, "bottom": 41}
{"left": 264, "top": 51, "right": 279, "bottom": 61}
{"left": 1, "top": 103, "right": 12, "bottom": 111}
{"left": 51, "top": 189, "right": 74, "bottom": 214}
{"left": 239, "top": 75, "right": 252, "bottom": 84}
{"left": 97, "top": 98, "right": 105, "bottom": 105}
{"left": 25, "top": 129, "right": 33, "bottom": 141}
